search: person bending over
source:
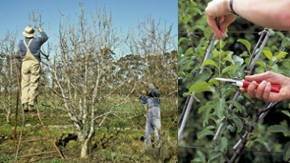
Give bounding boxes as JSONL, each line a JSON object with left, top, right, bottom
{"left": 139, "top": 84, "right": 161, "bottom": 149}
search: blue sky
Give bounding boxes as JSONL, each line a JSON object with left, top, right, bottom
{"left": 0, "top": 0, "right": 177, "bottom": 55}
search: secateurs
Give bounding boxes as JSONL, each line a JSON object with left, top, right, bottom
{"left": 215, "top": 77, "right": 281, "bottom": 93}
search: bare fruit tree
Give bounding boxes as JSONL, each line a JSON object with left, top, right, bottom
{"left": 0, "top": 32, "right": 18, "bottom": 122}
{"left": 51, "top": 6, "right": 135, "bottom": 158}
{"left": 127, "top": 17, "right": 177, "bottom": 95}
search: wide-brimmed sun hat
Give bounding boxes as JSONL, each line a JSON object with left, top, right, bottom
{"left": 22, "top": 26, "right": 36, "bottom": 38}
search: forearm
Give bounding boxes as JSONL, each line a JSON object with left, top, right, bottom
{"left": 40, "top": 32, "right": 48, "bottom": 43}
{"left": 233, "top": 0, "right": 290, "bottom": 30}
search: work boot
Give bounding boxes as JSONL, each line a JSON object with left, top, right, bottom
{"left": 22, "top": 103, "right": 29, "bottom": 112}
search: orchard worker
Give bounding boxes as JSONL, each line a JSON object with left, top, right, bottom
{"left": 139, "top": 83, "right": 161, "bottom": 149}
{"left": 205, "top": 0, "right": 290, "bottom": 102}
{"left": 19, "top": 26, "right": 48, "bottom": 112}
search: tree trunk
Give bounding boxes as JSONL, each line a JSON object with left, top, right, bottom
{"left": 80, "top": 138, "right": 90, "bottom": 159}
{"left": 6, "top": 108, "right": 11, "bottom": 123}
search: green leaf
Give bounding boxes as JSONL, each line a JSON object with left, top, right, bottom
{"left": 220, "top": 137, "right": 228, "bottom": 152}
{"left": 283, "top": 59, "right": 290, "bottom": 69}
{"left": 192, "top": 158, "right": 204, "bottom": 163}
{"left": 227, "top": 125, "right": 235, "bottom": 132}
{"left": 222, "top": 50, "right": 233, "bottom": 57}
{"left": 263, "top": 48, "right": 273, "bottom": 60}
{"left": 198, "top": 105, "right": 208, "bottom": 114}
{"left": 246, "top": 140, "right": 254, "bottom": 149}
{"left": 198, "top": 102, "right": 213, "bottom": 114}
{"left": 204, "top": 125, "right": 215, "bottom": 131}
{"left": 188, "top": 81, "right": 211, "bottom": 94}
{"left": 227, "top": 100, "right": 245, "bottom": 113}
{"left": 240, "top": 53, "right": 249, "bottom": 57}
{"left": 223, "top": 56, "right": 233, "bottom": 63}
{"left": 216, "top": 98, "right": 225, "bottom": 118}
{"left": 283, "top": 142, "right": 290, "bottom": 161}
{"left": 281, "top": 110, "right": 290, "bottom": 117}
{"left": 271, "top": 64, "right": 282, "bottom": 74}
{"left": 222, "top": 65, "right": 236, "bottom": 74}
{"left": 256, "top": 60, "right": 266, "bottom": 68}
{"left": 232, "top": 115, "right": 243, "bottom": 132}
{"left": 197, "top": 129, "right": 214, "bottom": 139}
{"left": 275, "top": 51, "right": 288, "bottom": 60}
{"left": 218, "top": 39, "right": 226, "bottom": 49}
{"left": 255, "top": 66, "right": 265, "bottom": 74}
{"left": 208, "top": 152, "right": 221, "bottom": 161}
{"left": 212, "top": 49, "right": 219, "bottom": 58}
{"left": 208, "top": 78, "right": 219, "bottom": 87}
{"left": 196, "top": 151, "right": 206, "bottom": 162}
{"left": 237, "top": 39, "right": 251, "bottom": 54}
{"left": 233, "top": 55, "right": 244, "bottom": 65}
{"left": 255, "top": 138, "right": 271, "bottom": 152}
{"left": 203, "top": 27, "right": 212, "bottom": 40}
{"left": 185, "top": 47, "right": 193, "bottom": 56}
{"left": 178, "top": 37, "right": 187, "bottom": 44}
{"left": 203, "top": 105, "right": 214, "bottom": 126}
{"left": 202, "top": 59, "right": 217, "bottom": 67}
{"left": 268, "top": 125, "right": 287, "bottom": 135}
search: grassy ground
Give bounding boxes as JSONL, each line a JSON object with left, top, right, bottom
{"left": 0, "top": 95, "right": 177, "bottom": 163}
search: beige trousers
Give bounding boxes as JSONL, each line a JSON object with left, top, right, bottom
{"left": 21, "top": 39, "right": 41, "bottom": 105}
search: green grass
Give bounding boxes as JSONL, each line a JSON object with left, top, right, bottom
{"left": 0, "top": 96, "right": 177, "bottom": 162}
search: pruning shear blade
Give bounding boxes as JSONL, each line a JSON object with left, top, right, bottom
{"left": 215, "top": 78, "right": 238, "bottom": 83}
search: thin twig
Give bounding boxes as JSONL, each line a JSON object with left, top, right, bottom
{"left": 199, "top": 34, "right": 216, "bottom": 74}
{"left": 229, "top": 102, "right": 278, "bottom": 163}
{"left": 213, "top": 29, "right": 270, "bottom": 141}
{"left": 178, "top": 35, "right": 216, "bottom": 142}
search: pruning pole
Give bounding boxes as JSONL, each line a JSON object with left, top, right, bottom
{"left": 14, "top": 57, "right": 25, "bottom": 162}
{"left": 178, "top": 95, "right": 190, "bottom": 125}
{"left": 13, "top": 57, "right": 21, "bottom": 145}
{"left": 178, "top": 93, "right": 194, "bottom": 142}
{"left": 228, "top": 29, "right": 271, "bottom": 163}
{"left": 178, "top": 35, "right": 216, "bottom": 142}
{"left": 36, "top": 104, "right": 65, "bottom": 159}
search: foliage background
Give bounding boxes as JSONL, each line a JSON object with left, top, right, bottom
{"left": 178, "top": 0, "right": 290, "bottom": 162}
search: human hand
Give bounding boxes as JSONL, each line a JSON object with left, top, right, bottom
{"left": 38, "top": 27, "right": 43, "bottom": 32}
{"left": 141, "top": 90, "right": 147, "bottom": 95}
{"left": 205, "top": 0, "right": 237, "bottom": 39}
{"left": 13, "top": 55, "right": 21, "bottom": 59}
{"left": 241, "top": 71, "right": 290, "bottom": 102}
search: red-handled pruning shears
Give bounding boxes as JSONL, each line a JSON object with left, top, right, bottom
{"left": 215, "top": 77, "right": 281, "bottom": 93}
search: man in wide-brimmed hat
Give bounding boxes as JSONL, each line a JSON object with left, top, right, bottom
{"left": 139, "top": 83, "right": 161, "bottom": 149}
{"left": 19, "top": 26, "right": 48, "bottom": 112}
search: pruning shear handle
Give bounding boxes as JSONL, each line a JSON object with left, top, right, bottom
{"left": 242, "top": 81, "right": 281, "bottom": 93}
{"left": 215, "top": 78, "right": 281, "bottom": 93}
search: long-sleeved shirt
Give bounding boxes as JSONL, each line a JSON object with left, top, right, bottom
{"left": 139, "top": 88, "right": 160, "bottom": 108}
{"left": 19, "top": 32, "right": 48, "bottom": 61}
